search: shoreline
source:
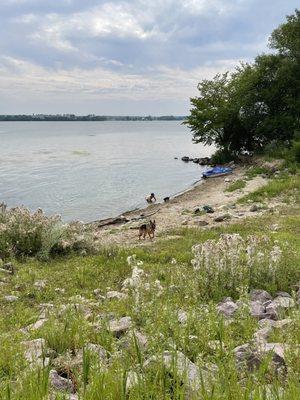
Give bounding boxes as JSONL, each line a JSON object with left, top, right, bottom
{"left": 91, "top": 164, "right": 271, "bottom": 247}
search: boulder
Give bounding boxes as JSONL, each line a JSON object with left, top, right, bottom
{"left": 144, "top": 351, "right": 215, "bottom": 395}
{"left": 250, "top": 289, "right": 272, "bottom": 303}
{"left": 250, "top": 301, "right": 265, "bottom": 318}
{"left": 108, "top": 316, "right": 132, "bottom": 337}
{"left": 181, "top": 156, "right": 189, "bottom": 162}
{"left": 273, "top": 296, "right": 295, "bottom": 309}
{"left": 49, "top": 370, "right": 75, "bottom": 393}
{"left": 21, "top": 318, "right": 48, "bottom": 333}
{"left": 22, "top": 338, "right": 49, "bottom": 365}
{"left": 217, "top": 297, "right": 238, "bottom": 317}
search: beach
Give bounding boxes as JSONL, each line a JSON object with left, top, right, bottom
{"left": 92, "top": 164, "right": 270, "bottom": 246}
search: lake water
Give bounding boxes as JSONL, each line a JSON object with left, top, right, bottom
{"left": 0, "top": 121, "right": 212, "bottom": 222}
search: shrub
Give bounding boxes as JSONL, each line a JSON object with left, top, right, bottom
{"left": 210, "top": 149, "right": 235, "bottom": 165}
{"left": 0, "top": 205, "right": 97, "bottom": 260}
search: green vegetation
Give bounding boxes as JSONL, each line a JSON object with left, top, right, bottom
{"left": 238, "top": 174, "right": 300, "bottom": 204}
{"left": 225, "top": 179, "right": 246, "bottom": 192}
{"left": 0, "top": 173, "right": 299, "bottom": 399}
{"left": 0, "top": 206, "right": 96, "bottom": 260}
{"left": 185, "top": 9, "right": 300, "bottom": 160}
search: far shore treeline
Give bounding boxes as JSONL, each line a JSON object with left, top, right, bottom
{"left": 0, "top": 115, "right": 186, "bottom": 121}
{"left": 186, "top": 9, "right": 300, "bottom": 164}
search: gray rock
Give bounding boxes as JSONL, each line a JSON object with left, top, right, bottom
{"left": 4, "top": 295, "right": 18, "bottom": 302}
{"left": 250, "top": 289, "right": 272, "bottom": 303}
{"left": 144, "top": 351, "right": 215, "bottom": 395}
{"left": 178, "top": 310, "right": 188, "bottom": 324}
{"left": 217, "top": 297, "right": 238, "bottom": 317}
{"left": 253, "top": 327, "right": 272, "bottom": 343}
{"left": 214, "top": 214, "right": 231, "bottom": 222}
{"left": 196, "top": 220, "right": 209, "bottom": 226}
{"left": 250, "top": 301, "right": 265, "bottom": 318}
{"left": 106, "top": 291, "right": 127, "bottom": 300}
{"left": 34, "top": 280, "right": 47, "bottom": 290}
{"left": 250, "top": 204, "right": 259, "bottom": 212}
{"left": 21, "top": 318, "right": 48, "bottom": 333}
{"left": 108, "top": 316, "right": 132, "bottom": 337}
{"left": 49, "top": 370, "right": 75, "bottom": 393}
{"left": 274, "top": 291, "right": 291, "bottom": 298}
{"left": 273, "top": 296, "right": 295, "bottom": 309}
{"left": 22, "top": 338, "right": 49, "bottom": 365}
{"left": 85, "top": 343, "right": 107, "bottom": 363}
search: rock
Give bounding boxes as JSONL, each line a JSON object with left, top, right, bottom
{"left": 22, "top": 338, "right": 49, "bottom": 365}
{"left": 4, "top": 295, "right": 18, "bottom": 302}
{"left": 234, "top": 342, "right": 288, "bottom": 373}
{"left": 177, "top": 310, "right": 188, "bottom": 324}
{"left": 106, "top": 291, "right": 127, "bottom": 300}
{"left": 21, "top": 318, "right": 48, "bottom": 333}
{"left": 264, "top": 301, "right": 279, "bottom": 320}
{"left": 93, "top": 289, "right": 106, "bottom": 300}
{"left": 108, "top": 316, "right": 132, "bottom": 337}
{"left": 217, "top": 297, "right": 238, "bottom": 317}
{"left": 224, "top": 178, "right": 232, "bottom": 182}
{"left": 250, "top": 301, "right": 265, "bottom": 318}
{"left": 2, "top": 262, "right": 16, "bottom": 275}
{"left": 253, "top": 327, "right": 272, "bottom": 343}
{"left": 214, "top": 214, "right": 231, "bottom": 222}
{"left": 274, "top": 291, "right": 291, "bottom": 298}
{"left": 196, "top": 220, "right": 209, "bottom": 226}
{"left": 144, "top": 351, "right": 215, "bottom": 395}
{"left": 250, "top": 289, "right": 272, "bottom": 303}
{"left": 181, "top": 156, "right": 189, "bottom": 162}
{"left": 202, "top": 205, "right": 214, "bottom": 214}
{"left": 273, "top": 296, "right": 295, "bottom": 309}
{"left": 250, "top": 204, "right": 259, "bottom": 212}
{"left": 85, "top": 343, "right": 107, "bottom": 363}
{"left": 49, "top": 370, "right": 75, "bottom": 393}
{"left": 121, "top": 331, "right": 148, "bottom": 350}
{"left": 34, "top": 280, "right": 47, "bottom": 290}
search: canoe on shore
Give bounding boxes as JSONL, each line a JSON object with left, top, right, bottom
{"left": 202, "top": 166, "right": 233, "bottom": 179}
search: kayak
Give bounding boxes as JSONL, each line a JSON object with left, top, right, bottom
{"left": 202, "top": 166, "right": 233, "bottom": 179}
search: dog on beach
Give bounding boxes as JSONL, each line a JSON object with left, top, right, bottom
{"left": 138, "top": 220, "right": 156, "bottom": 240}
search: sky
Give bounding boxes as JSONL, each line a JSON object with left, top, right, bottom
{"left": 0, "top": 0, "right": 298, "bottom": 115}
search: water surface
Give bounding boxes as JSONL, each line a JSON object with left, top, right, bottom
{"left": 0, "top": 121, "right": 212, "bottom": 221}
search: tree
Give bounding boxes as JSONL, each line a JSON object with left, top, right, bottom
{"left": 186, "top": 9, "right": 300, "bottom": 156}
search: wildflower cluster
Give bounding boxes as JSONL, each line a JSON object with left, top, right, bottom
{"left": 0, "top": 204, "right": 96, "bottom": 259}
{"left": 191, "top": 234, "right": 283, "bottom": 299}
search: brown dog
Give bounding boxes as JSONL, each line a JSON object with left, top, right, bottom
{"left": 138, "top": 220, "right": 156, "bottom": 240}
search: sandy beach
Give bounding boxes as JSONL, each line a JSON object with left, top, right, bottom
{"left": 92, "top": 164, "right": 271, "bottom": 246}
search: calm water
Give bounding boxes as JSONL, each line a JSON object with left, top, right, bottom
{"left": 0, "top": 121, "right": 212, "bottom": 222}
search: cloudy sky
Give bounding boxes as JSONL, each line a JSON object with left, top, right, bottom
{"left": 0, "top": 0, "right": 298, "bottom": 115}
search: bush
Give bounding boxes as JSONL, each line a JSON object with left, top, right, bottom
{"left": 0, "top": 205, "right": 97, "bottom": 260}
{"left": 210, "top": 149, "right": 234, "bottom": 164}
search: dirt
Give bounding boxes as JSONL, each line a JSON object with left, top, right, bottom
{"left": 91, "top": 166, "right": 272, "bottom": 247}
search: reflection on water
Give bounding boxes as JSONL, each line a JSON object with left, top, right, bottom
{"left": 0, "top": 121, "right": 213, "bottom": 221}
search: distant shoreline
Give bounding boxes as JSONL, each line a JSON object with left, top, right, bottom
{"left": 0, "top": 115, "right": 186, "bottom": 122}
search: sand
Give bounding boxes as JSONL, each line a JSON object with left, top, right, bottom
{"left": 92, "top": 165, "right": 270, "bottom": 246}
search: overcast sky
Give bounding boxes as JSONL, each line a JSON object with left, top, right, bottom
{"left": 0, "top": 0, "right": 298, "bottom": 115}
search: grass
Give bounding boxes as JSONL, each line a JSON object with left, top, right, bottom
{"left": 238, "top": 174, "right": 300, "bottom": 204}
{"left": 225, "top": 179, "right": 246, "bottom": 192}
{"left": 0, "top": 173, "right": 299, "bottom": 399}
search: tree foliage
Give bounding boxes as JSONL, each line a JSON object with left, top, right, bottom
{"left": 186, "top": 9, "right": 300, "bottom": 155}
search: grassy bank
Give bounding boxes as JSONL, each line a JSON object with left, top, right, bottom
{"left": 0, "top": 173, "right": 299, "bottom": 399}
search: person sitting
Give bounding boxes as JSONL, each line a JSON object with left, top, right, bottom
{"left": 146, "top": 193, "right": 156, "bottom": 203}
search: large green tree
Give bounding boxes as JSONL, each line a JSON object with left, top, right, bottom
{"left": 186, "top": 9, "right": 300, "bottom": 155}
